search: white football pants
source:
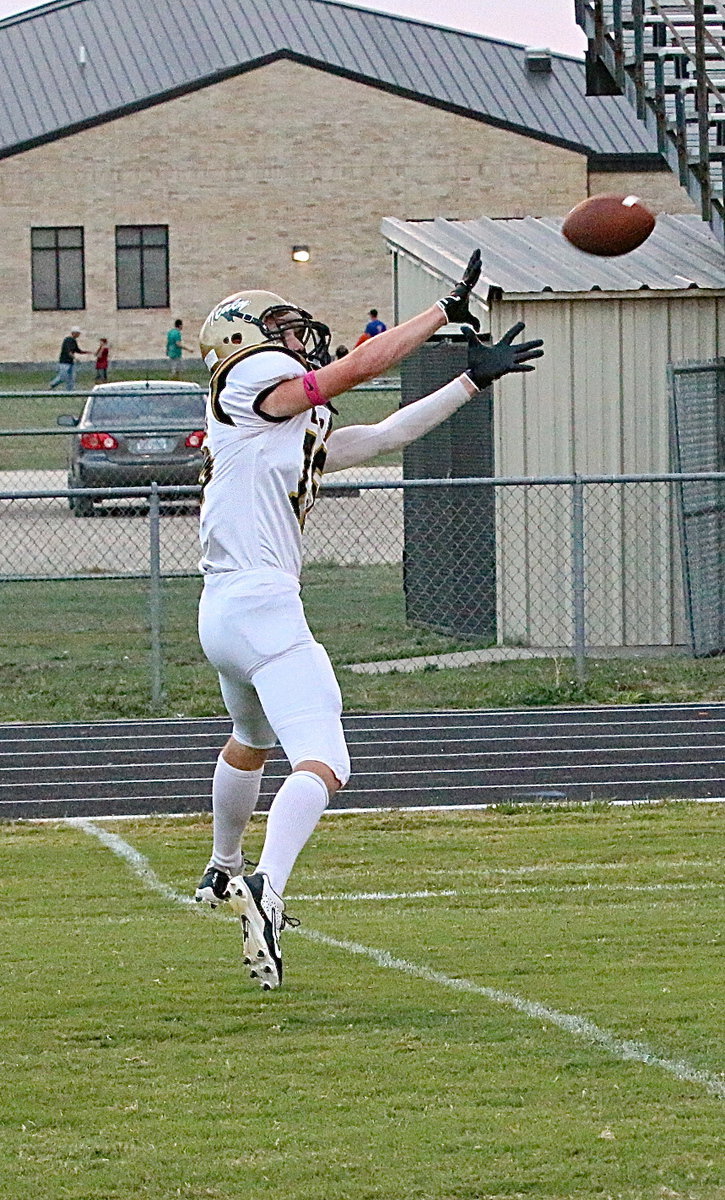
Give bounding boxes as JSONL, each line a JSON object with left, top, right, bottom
{"left": 198, "top": 568, "right": 350, "bottom": 786}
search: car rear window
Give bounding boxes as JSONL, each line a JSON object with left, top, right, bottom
{"left": 88, "top": 391, "right": 206, "bottom": 426}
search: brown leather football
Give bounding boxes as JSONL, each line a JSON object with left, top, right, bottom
{"left": 562, "top": 194, "right": 656, "bottom": 257}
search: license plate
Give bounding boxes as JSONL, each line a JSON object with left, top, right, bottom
{"left": 131, "top": 437, "right": 173, "bottom": 454}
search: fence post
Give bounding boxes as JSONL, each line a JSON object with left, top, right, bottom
{"left": 149, "top": 482, "right": 164, "bottom": 711}
{"left": 571, "top": 476, "right": 587, "bottom": 685}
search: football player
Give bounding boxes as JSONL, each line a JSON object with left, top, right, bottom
{"left": 194, "top": 251, "right": 543, "bottom": 988}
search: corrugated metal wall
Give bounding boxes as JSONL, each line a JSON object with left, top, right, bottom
{"left": 393, "top": 254, "right": 491, "bottom": 334}
{"left": 393, "top": 251, "right": 725, "bottom": 646}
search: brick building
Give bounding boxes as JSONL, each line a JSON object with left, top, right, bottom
{"left": 0, "top": 0, "right": 695, "bottom": 361}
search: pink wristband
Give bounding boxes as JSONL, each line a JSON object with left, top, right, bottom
{"left": 302, "top": 370, "right": 328, "bottom": 407}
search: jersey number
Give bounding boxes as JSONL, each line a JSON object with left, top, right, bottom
{"left": 199, "top": 445, "right": 213, "bottom": 501}
{"left": 289, "top": 430, "right": 327, "bottom": 530}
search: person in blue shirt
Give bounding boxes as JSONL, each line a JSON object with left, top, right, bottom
{"left": 364, "top": 309, "right": 387, "bottom": 337}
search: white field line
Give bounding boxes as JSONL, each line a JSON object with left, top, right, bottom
{"left": 73, "top": 818, "right": 725, "bottom": 1102}
{"left": 424, "top": 857, "right": 722, "bottom": 878}
{"left": 293, "top": 881, "right": 720, "bottom": 901}
{"left": 472, "top": 880, "right": 723, "bottom": 897}
{"left": 301, "top": 926, "right": 725, "bottom": 1103}
{"left": 290, "top": 889, "right": 456, "bottom": 901}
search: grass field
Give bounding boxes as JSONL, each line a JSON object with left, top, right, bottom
{"left": 1, "top": 804, "right": 723, "bottom": 1200}
{"left": 1, "top": 573, "right": 725, "bottom": 722}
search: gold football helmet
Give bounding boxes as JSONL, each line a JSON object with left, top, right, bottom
{"left": 199, "top": 290, "right": 331, "bottom": 369}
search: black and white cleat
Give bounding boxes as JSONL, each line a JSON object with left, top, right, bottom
{"left": 227, "top": 872, "right": 298, "bottom": 990}
{"left": 194, "top": 866, "right": 233, "bottom": 909}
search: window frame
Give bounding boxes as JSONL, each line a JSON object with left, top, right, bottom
{"left": 115, "top": 224, "right": 170, "bottom": 310}
{"left": 30, "top": 225, "right": 86, "bottom": 312}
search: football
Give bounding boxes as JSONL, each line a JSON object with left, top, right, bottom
{"left": 562, "top": 194, "right": 656, "bottom": 257}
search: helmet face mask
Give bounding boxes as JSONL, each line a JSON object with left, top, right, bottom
{"left": 261, "top": 305, "right": 332, "bottom": 367}
{"left": 200, "top": 290, "right": 332, "bottom": 369}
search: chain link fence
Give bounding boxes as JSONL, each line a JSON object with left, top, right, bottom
{"left": 2, "top": 389, "right": 724, "bottom": 708}
{"left": 2, "top": 469, "right": 722, "bottom": 697}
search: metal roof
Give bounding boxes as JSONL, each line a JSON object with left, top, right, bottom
{"left": 0, "top": 0, "right": 660, "bottom": 161}
{"left": 381, "top": 213, "right": 725, "bottom": 296}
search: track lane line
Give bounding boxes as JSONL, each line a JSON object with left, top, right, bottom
{"left": 7, "top": 755, "right": 725, "bottom": 792}
{"left": 4, "top": 701, "right": 721, "bottom": 735}
{"left": 5, "top": 739, "right": 725, "bottom": 773}
{"left": 4, "top": 728, "right": 724, "bottom": 760}
{"left": 3, "top": 704, "right": 724, "bottom": 745}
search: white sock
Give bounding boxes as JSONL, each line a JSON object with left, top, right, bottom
{"left": 208, "top": 755, "right": 263, "bottom": 875}
{"left": 256, "top": 770, "right": 329, "bottom": 896}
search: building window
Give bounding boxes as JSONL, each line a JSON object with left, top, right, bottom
{"left": 31, "top": 226, "right": 85, "bottom": 311}
{"left": 115, "top": 225, "right": 169, "bottom": 308}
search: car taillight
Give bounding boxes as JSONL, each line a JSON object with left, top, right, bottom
{"left": 185, "top": 430, "right": 205, "bottom": 448}
{"left": 80, "top": 432, "right": 119, "bottom": 450}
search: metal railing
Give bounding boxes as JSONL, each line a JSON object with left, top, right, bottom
{"left": 0, "top": 379, "right": 400, "bottom": 400}
{"left": 577, "top": 0, "right": 725, "bottom": 243}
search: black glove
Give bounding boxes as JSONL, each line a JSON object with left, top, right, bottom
{"left": 463, "top": 323, "right": 544, "bottom": 389}
{"left": 436, "top": 249, "right": 482, "bottom": 331}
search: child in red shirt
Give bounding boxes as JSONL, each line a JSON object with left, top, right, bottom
{"left": 95, "top": 338, "right": 110, "bottom": 381}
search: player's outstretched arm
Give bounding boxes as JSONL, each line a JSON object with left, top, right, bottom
{"left": 321, "top": 248, "right": 482, "bottom": 397}
{"left": 325, "top": 374, "right": 478, "bottom": 473}
{"left": 325, "top": 318, "right": 545, "bottom": 473}
{"left": 260, "top": 251, "right": 483, "bottom": 418}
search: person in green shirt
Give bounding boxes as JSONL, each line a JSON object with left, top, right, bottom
{"left": 166, "top": 319, "right": 192, "bottom": 376}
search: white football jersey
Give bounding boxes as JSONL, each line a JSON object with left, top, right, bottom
{"left": 199, "top": 347, "right": 332, "bottom": 577}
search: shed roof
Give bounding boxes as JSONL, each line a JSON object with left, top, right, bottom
{"left": 382, "top": 213, "right": 725, "bottom": 296}
{"left": 0, "top": 0, "right": 660, "bottom": 162}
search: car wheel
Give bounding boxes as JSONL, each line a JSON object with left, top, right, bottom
{"left": 69, "top": 474, "right": 94, "bottom": 517}
{"left": 73, "top": 493, "right": 95, "bottom": 518}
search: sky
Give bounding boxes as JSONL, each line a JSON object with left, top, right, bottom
{"left": 0, "top": 0, "right": 588, "bottom": 57}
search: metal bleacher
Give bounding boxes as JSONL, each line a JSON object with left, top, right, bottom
{"left": 576, "top": 0, "right": 725, "bottom": 246}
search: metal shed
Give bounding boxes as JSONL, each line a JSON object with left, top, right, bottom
{"left": 382, "top": 214, "right": 725, "bottom": 648}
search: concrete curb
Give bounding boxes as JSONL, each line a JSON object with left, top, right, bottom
{"left": 346, "top": 647, "right": 562, "bottom": 674}
{"left": 344, "top": 644, "right": 689, "bottom": 674}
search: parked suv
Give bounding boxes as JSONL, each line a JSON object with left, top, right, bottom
{"left": 58, "top": 381, "right": 205, "bottom": 516}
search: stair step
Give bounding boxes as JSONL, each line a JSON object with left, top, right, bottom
{"left": 644, "top": 46, "right": 724, "bottom": 57}
{"left": 578, "top": 0, "right": 725, "bottom": 248}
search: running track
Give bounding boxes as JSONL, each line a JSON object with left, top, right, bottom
{"left": 2, "top": 703, "right": 724, "bottom": 820}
